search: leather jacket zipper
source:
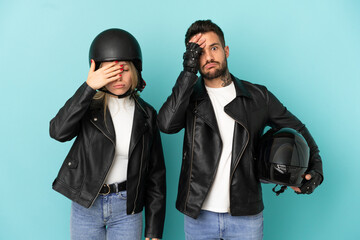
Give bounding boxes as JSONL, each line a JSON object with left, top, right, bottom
{"left": 185, "top": 104, "right": 197, "bottom": 211}
{"left": 229, "top": 120, "right": 249, "bottom": 213}
{"left": 89, "top": 120, "right": 116, "bottom": 208}
{"left": 132, "top": 135, "right": 145, "bottom": 214}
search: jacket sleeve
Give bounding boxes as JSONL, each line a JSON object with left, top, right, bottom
{"left": 145, "top": 110, "right": 166, "bottom": 239}
{"left": 265, "top": 89, "right": 323, "bottom": 182}
{"left": 157, "top": 71, "right": 198, "bottom": 134}
{"left": 49, "top": 82, "right": 97, "bottom": 142}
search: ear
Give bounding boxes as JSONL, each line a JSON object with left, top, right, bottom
{"left": 224, "top": 46, "right": 229, "bottom": 58}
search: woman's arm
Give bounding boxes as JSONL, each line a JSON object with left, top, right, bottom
{"left": 144, "top": 110, "right": 166, "bottom": 239}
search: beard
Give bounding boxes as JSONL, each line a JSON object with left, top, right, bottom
{"left": 200, "top": 58, "right": 228, "bottom": 80}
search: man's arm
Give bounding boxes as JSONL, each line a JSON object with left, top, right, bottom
{"left": 157, "top": 35, "right": 205, "bottom": 133}
{"left": 266, "top": 89, "right": 323, "bottom": 193}
{"left": 157, "top": 71, "right": 198, "bottom": 133}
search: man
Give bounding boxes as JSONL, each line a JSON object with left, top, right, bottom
{"left": 157, "top": 20, "right": 323, "bottom": 240}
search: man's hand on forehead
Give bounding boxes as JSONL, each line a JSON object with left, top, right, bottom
{"left": 189, "top": 33, "right": 206, "bottom": 49}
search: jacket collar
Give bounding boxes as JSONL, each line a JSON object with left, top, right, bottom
{"left": 128, "top": 97, "right": 149, "bottom": 158}
{"left": 89, "top": 98, "right": 116, "bottom": 145}
{"left": 190, "top": 73, "right": 251, "bottom": 137}
{"left": 190, "top": 74, "right": 250, "bottom": 137}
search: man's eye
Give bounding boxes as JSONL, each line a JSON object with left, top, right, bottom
{"left": 211, "top": 46, "right": 217, "bottom": 51}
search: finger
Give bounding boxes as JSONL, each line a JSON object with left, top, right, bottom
{"left": 89, "top": 59, "right": 95, "bottom": 73}
{"left": 193, "top": 37, "right": 206, "bottom": 47}
{"left": 105, "top": 68, "right": 123, "bottom": 78}
{"left": 145, "top": 238, "right": 149, "bottom": 240}
{"left": 290, "top": 186, "right": 301, "bottom": 193}
{"left": 189, "top": 33, "right": 202, "bottom": 43}
{"left": 104, "top": 63, "right": 122, "bottom": 75}
{"left": 101, "top": 61, "right": 119, "bottom": 71}
{"left": 198, "top": 37, "right": 206, "bottom": 45}
{"left": 106, "top": 74, "right": 121, "bottom": 83}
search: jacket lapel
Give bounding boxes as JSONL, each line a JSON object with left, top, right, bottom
{"left": 191, "top": 76, "right": 253, "bottom": 173}
{"left": 90, "top": 99, "right": 116, "bottom": 145}
{"left": 128, "top": 97, "right": 149, "bottom": 158}
{"left": 89, "top": 96, "right": 149, "bottom": 157}
{"left": 224, "top": 77, "right": 252, "bottom": 173}
{"left": 192, "top": 77, "right": 220, "bottom": 136}
{"left": 224, "top": 76, "right": 252, "bottom": 127}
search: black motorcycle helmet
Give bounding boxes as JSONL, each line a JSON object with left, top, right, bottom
{"left": 256, "top": 128, "right": 310, "bottom": 191}
{"left": 89, "top": 28, "right": 146, "bottom": 92}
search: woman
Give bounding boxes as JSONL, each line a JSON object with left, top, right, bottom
{"left": 50, "top": 28, "right": 166, "bottom": 240}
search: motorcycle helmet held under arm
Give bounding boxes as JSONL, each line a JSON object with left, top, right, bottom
{"left": 256, "top": 128, "right": 310, "bottom": 194}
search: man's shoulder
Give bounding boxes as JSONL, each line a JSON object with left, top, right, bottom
{"left": 233, "top": 77, "right": 269, "bottom": 98}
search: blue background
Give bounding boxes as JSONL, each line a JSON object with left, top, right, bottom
{"left": 1, "top": 0, "right": 359, "bottom": 239}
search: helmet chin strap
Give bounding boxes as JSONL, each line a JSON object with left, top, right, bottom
{"left": 99, "top": 88, "right": 134, "bottom": 98}
{"left": 272, "top": 184, "right": 288, "bottom": 196}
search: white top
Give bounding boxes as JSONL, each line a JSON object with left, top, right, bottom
{"left": 105, "top": 96, "right": 135, "bottom": 184}
{"left": 202, "top": 82, "right": 236, "bottom": 212}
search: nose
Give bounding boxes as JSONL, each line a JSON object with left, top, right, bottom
{"left": 202, "top": 49, "right": 214, "bottom": 62}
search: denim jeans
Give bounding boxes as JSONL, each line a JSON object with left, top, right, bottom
{"left": 184, "top": 210, "right": 263, "bottom": 240}
{"left": 70, "top": 191, "right": 143, "bottom": 240}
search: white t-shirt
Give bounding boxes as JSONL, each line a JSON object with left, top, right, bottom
{"left": 105, "top": 96, "right": 135, "bottom": 184}
{"left": 202, "top": 82, "right": 236, "bottom": 212}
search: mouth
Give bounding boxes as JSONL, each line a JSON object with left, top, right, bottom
{"left": 204, "top": 62, "right": 218, "bottom": 69}
{"left": 113, "top": 84, "right": 125, "bottom": 89}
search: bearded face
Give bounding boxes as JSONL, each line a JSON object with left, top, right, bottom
{"left": 197, "top": 32, "right": 229, "bottom": 81}
{"left": 200, "top": 57, "right": 228, "bottom": 80}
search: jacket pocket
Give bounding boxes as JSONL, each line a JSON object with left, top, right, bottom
{"left": 57, "top": 157, "right": 83, "bottom": 190}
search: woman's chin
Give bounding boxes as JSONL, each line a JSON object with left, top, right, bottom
{"left": 108, "top": 88, "right": 131, "bottom": 96}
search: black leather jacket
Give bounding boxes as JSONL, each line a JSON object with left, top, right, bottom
{"left": 157, "top": 71, "right": 323, "bottom": 219}
{"left": 50, "top": 82, "right": 166, "bottom": 238}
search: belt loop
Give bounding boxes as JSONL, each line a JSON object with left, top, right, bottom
{"left": 115, "top": 182, "right": 119, "bottom": 193}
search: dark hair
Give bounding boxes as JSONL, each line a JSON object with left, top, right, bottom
{"left": 185, "top": 20, "right": 225, "bottom": 47}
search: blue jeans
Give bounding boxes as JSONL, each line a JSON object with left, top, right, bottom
{"left": 71, "top": 191, "right": 143, "bottom": 240}
{"left": 184, "top": 210, "right": 263, "bottom": 240}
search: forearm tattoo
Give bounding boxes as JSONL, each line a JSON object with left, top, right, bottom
{"left": 221, "top": 70, "right": 232, "bottom": 87}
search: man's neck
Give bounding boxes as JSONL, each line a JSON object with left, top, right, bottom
{"left": 204, "top": 69, "right": 232, "bottom": 88}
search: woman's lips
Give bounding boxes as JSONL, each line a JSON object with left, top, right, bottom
{"left": 113, "top": 84, "right": 125, "bottom": 89}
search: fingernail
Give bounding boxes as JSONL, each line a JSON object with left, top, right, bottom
{"left": 119, "top": 74, "right": 122, "bottom": 77}
{"left": 120, "top": 65, "right": 123, "bottom": 67}
{"left": 120, "top": 68, "right": 123, "bottom": 71}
